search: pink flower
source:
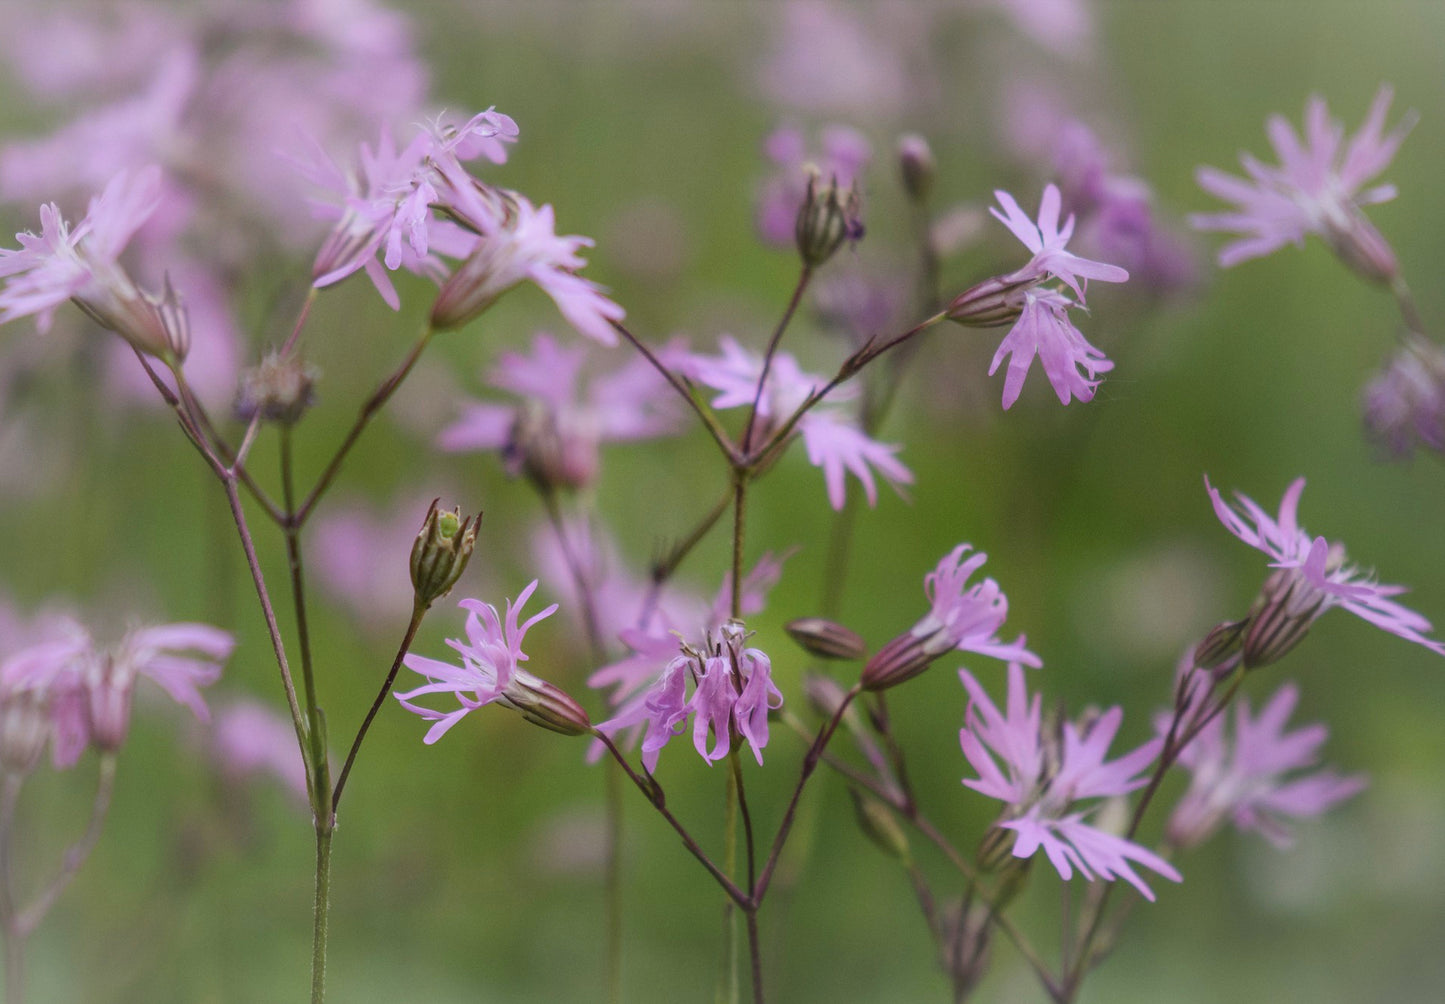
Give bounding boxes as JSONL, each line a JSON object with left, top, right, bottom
{"left": 1207, "top": 476, "right": 1445, "bottom": 657}
{"left": 2, "top": 615, "right": 231, "bottom": 765}
{"left": 1361, "top": 337, "right": 1445, "bottom": 460}
{"left": 1192, "top": 86, "right": 1414, "bottom": 281}
{"left": 988, "top": 287, "right": 1113, "bottom": 409}
{"left": 600, "top": 622, "right": 782, "bottom": 773}
{"left": 395, "top": 581, "right": 588, "bottom": 742}
{"left": 1164, "top": 682, "right": 1365, "bottom": 849}
{"left": 684, "top": 335, "right": 912, "bottom": 510}
{"left": 960, "top": 664, "right": 1180, "bottom": 901}
{"left": 991, "top": 183, "right": 1129, "bottom": 301}
{"left": 438, "top": 332, "right": 683, "bottom": 490}
{"left": 863, "top": 544, "right": 1038, "bottom": 690}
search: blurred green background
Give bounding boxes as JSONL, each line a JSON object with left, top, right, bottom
{"left": 3, "top": 1, "right": 1445, "bottom": 1001}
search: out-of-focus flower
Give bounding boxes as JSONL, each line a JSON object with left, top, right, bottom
{"left": 977, "top": 0, "right": 1095, "bottom": 58}
{"left": 1192, "top": 86, "right": 1414, "bottom": 283}
{"left": 0, "top": 167, "right": 189, "bottom": 360}
{"left": 1361, "top": 336, "right": 1445, "bottom": 460}
{"left": 864, "top": 544, "right": 1038, "bottom": 690}
{"left": 1208, "top": 477, "right": 1445, "bottom": 663}
{"left": 947, "top": 184, "right": 1127, "bottom": 409}
{"left": 960, "top": 663, "right": 1180, "bottom": 901}
{"left": 211, "top": 700, "right": 309, "bottom": 801}
{"left": 756, "top": 125, "right": 870, "bottom": 248}
{"left": 438, "top": 332, "right": 683, "bottom": 491}
{"left": 684, "top": 336, "right": 911, "bottom": 510}
{"left": 2, "top": 614, "right": 231, "bottom": 765}
{"left": 596, "top": 620, "right": 781, "bottom": 773}
{"left": 1164, "top": 682, "right": 1365, "bottom": 849}
{"left": 397, "top": 581, "right": 589, "bottom": 739}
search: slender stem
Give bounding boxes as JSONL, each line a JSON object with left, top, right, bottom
{"left": 1, "top": 772, "right": 25, "bottom": 1004}
{"left": 168, "top": 363, "right": 286, "bottom": 524}
{"left": 16, "top": 754, "right": 117, "bottom": 935}
{"left": 311, "top": 828, "right": 332, "bottom": 1004}
{"left": 295, "top": 325, "right": 434, "bottom": 526}
{"left": 1391, "top": 276, "right": 1429, "bottom": 338}
{"left": 281, "top": 428, "right": 322, "bottom": 735}
{"left": 742, "top": 266, "right": 812, "bottom": 453}
{"left": 744, "top": 909, "right": 764, "bottom": 1004}
{"left": 281, "top": 287, "right": 320, "bottom": 357}
{"left": 720, "top": 758, "right": 739, "bottom": 1004}
{"left": 221, "top": 477, "right": 308, "bottom": 768}
{"left": 730, "top": 752, "right": 758, "bottom": 895}
{"left": 594, "top": 733, "right": 749, "bottom": 907}
{"left": 747, "top": 312, "right": 946, "bottom": 469}
{"left": 540, "top": 493, "right": 605, "bottom": 654}
{"left": 610, "top": 320, "right": 740, "bottom": 466}
{"left": 730, "top": 476, "right": 748, "bottom": 619}
{"left": 331, "top": 603, "right": 427, "bottom": 816}
{"left": 604, "top": 759, "right": 624, "bottom": 1004}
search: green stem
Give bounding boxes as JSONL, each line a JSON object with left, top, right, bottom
{"left": 1, "top": 773, "right": 24, "bottom": 1004}
{"left": 311, "top": 828, "right": 333, "bottom": 1004}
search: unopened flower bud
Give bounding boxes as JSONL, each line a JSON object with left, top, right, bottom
{"left": 1240, "top": 567, "right": 1327, "bottom": 670}
{"left": 1192, "top": 619, "right": 1246, "bottom": 671}
{"left": 0, "top": 689, "right": 51, "bottom": 774}
{"left": 861, "top": 622, "right": 962, "bottom": 691}
{"left": 234, "top": 350, "right": 320, "bottom": 425}
{"left": 849, "top": 788, "right": 910, "bottom": 861}
{"left": 504, "top": 401, "right": 600, "bottom": 492}
{"left": 502, "top": 670, "right": 592, "bottom": 736}
{"left": 897, "top": 133, "right": 935, "bottom": 204}
{"left": 785, "top": 617, "right": 867, "bottom": 661}
{"left": 410, "top": 500, "right": 481, "bottom": 608}
{"left": 944, "top": 274, "right": 1034, "bottom": 328}
{"left": 795, "top": 166, "right": 863, "bottom": 268}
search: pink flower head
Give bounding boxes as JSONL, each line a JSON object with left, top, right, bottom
{"left": 1192, "top": 86, "right": 1414, "bottom": 281}
{"left": 988, "top": 287, "right": 1113, "bottom": 409}
{"left": 991, "top": 183, "right": 1129, "bottom": 302}
{"left": 0, "top": 166, "right": 181, "bottom": 356}
{"left": 599, "top": 621, "right": 782, "bottom": 773}
{"left": 1361, "top": 337, "right": 1445, "bottom": 460}
{"left": 863, "top": 545, "right": 1038, "bottom": 691}
{"left": 2, "top": 616, "right": 231, "bottom": 764}
{"left": 1207, "top": 476, "right": 1445, "bottom": 658}
{"left": 430, "top": 196, "right": 624, "bottom": 344}
{"left": 1164, "top": 682, "right": 1365, "bottom": 849}
{"left": 438, "top": 331, "right": 683, "bottom": 490}
{"left": 684, "top": 335, "right": 912, "bottom": 510}
{"left": 960, "top": 664, "right": 1180, "bottom": 901}
{"left": 396, "top": 581, "right": 589, "bottom": 742}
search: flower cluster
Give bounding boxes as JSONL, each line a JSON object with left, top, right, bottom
{"left": 960, "top": 663, "right": 1180, "bottom": 900}
{"left": 947, "top": 183, "right": 1129, "bottom": 409}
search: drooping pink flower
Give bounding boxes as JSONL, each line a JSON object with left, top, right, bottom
{"left": 684, "top": 335, "right": 912, "bottom": 510}
{"left": 992, "top": 183, "right": 1129, "bottom": 302}
{"left": 2, "top": 615, "right": 231, "bottom": 765}
{"left": 396, "top": 581, "right": 589, "bottom": 742}
{"left": 598, "top": 621, "right": 782, "bottom": 773}
{"left": 864, "top": 544, "right": 1038, "bottom": 690}
{"left": 960, "top": 663, "right": 1180, "bottom": 901}
{"left": 988, "top": 287, "right": 1113, "bottom": 409}
{"left": 1192, "top": 86, "right": 1414, "bottom": 281}
{"left": 1164, "top": 682, "right": 1365, "bottom": 849}
{"left": 438, "top": 331, "right": 683, "bottom": 490}
{"left": 1207, "top": 476, "right": 1445, "bottom": 657}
